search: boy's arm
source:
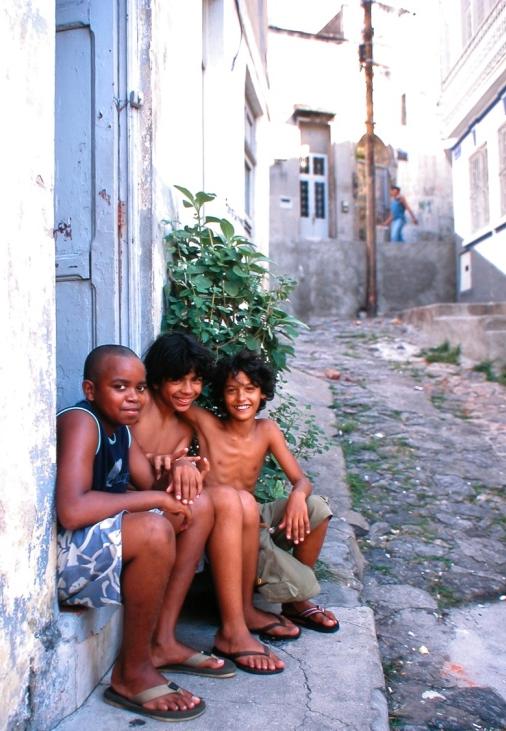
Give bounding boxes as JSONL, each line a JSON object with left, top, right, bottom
{"left": 179, "top": 403, "right": 216, "bottom": 429}
{"left": 266, "top": 421, "right": 312, "bottom": 545}
{"left": 56, "top": 411, "right": 191, "bottom": 531}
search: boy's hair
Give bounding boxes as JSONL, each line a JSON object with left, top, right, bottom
{"left": 143, "top": 331, "right": 215, "bottom": 389}
{"left": 390, "top": 185, "right": 400, "bottom": 193}
{"left": 211, "top": 349, "right": 275, "bottom": 413}
{"left": 83, "top": 344, "right": 139, "bottom": 381}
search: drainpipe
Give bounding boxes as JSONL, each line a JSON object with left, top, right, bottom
{"left": 362, "top": 0, "right": 377, "bottom": 316}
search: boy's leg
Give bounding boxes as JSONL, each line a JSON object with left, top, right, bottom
{"left": 151, "top": 492, "right": 226, "bottom": 671}
{"left": 111, "top": 511, "right": 203, "bottom": 713}
{"left": 237, "top": 491, "right": 299, "bottom": 639}
{"left": 282, "top": 497, "right": 338, "bottom": 630}
{"left": 205, "top": 486, "right": 285, "bottom": 672}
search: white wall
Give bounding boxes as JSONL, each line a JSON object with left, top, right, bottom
{"left": 0, "top": 1, "right": 58, "bottom": 728}
{"left": 451, "top": 95, "right": 506, "bottom": 274}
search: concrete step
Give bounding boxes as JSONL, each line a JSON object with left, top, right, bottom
{"left": 51, "top": 606, "right": 122, "bottom": 722}
{"left": 400, "top": 303, "right": 506, "bottom": 365}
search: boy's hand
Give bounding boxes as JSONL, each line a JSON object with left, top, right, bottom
{"left": 171, "top": 455, "right": 210, "bottom": 505}
{"left": 146, "top": 447, "right": 189, "bottom": 481}
{"left": 146, "top": 452, "right": 172, "bottom": 480}
{"left": 278, "top": 491, "right": 310, "bottom": 544}
{"left": 161, "top": 493, "right": 192, "bottom": 531}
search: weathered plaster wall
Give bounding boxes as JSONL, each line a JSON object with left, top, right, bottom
{"left": 0, "top": 2, "right": 58, "bottom": 728}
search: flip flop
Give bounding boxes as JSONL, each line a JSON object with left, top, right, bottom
{"left": 250, "top": 614, "right": 301, "bottom": 641}
{"left": 158, "top": 650, "right": 236, "bottom": 678}
{"left": 211, "top": 643, "right": 284, "bottom": 675}
{"left": 103, "top": 681, "right": 206, "bottom": 721}
{"left": 282, "top": 605, "right": 340, "bottom": 634}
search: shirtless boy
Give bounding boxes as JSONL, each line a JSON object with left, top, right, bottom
{"left": 183, "top": 349, "right": 339, "bottom": 638}
{"left": 56, "top": 344, "right": 209, "bottom": 722}
{"left": 133, "top": 332, "right": 293, "bottom": 675}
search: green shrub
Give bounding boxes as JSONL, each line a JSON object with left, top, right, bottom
{"left": 162, "top": 186, "right": 302, "bottom": 372}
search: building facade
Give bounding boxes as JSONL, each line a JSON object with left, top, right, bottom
{"left": 1, "top": 1, "right": 269, "bottom": 727}
{"left": 439, "top": 0, "right": 506, "bottom": 301}
{"left": 268, "top": 1, "right": 455, "bottom": 319}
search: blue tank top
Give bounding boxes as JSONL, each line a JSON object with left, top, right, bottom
{"left": 57, "top": 400, "right": 131, "bottom": 493}
{"left": 391, "top": 197, "right": 406, "bottom": 220}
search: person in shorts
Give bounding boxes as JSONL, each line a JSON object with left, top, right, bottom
{"left": 181, "top": 349, "right": 339, "bottom": 641}
{"left": 56, "top": 344, "right": 211, "bottom": 722}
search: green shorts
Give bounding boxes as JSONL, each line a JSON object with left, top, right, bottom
{"left": 257, "top": 495, "right": 332, "bottom": 604}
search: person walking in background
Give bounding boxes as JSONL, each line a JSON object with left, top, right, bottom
{"left": 384, "top": 185, "right": 418, "bottom": 242}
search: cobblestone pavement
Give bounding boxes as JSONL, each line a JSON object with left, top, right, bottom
{"left": 292, "top": 317, "right": 506, "bottom": 731}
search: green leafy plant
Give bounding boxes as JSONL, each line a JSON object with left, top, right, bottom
{"left": 163, "top": 186, "right": 302, "bottom": 372}
{"left": 473, "top": 360, "right": 506, "bottom": 386}
{"left": 162, "top": 186, "right": 329, "bottom": 500}
{"left": 420, "top": 340, "right": 461, "bottom": 365}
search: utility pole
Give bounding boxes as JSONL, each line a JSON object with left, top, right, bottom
{"left": 361, "top": 0, "right": 377, "bottom": 316}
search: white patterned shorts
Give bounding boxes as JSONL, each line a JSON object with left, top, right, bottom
{"left": 57, "top": 511, "right": 126, "bottom": 608}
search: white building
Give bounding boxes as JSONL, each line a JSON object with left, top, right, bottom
{"left": 1, "top": 1, "right": 269, "bottom": 727}
{"left": 439, "top": 0, "right": 506, "bottom": 301}
{"left": 268, "top": 1, "right": 455, "bottom": 318}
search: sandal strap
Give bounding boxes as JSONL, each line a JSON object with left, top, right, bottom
{"left": 132, "top": 682, "right": 181, "bottom": 704}
{"left": 298, "top": 605, "right": 327, "bottom": 619}
{"left": 183, "top": 651, "right": 219, "bottom": 667}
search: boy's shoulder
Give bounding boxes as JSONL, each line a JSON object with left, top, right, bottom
{"left": 254, "top": 416, "right": 281, "bottom": 436}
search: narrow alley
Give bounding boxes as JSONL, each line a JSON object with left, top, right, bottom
{"left": 294, "top": 317, "right": 506, "bottom": 730}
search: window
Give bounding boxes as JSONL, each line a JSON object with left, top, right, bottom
{"left": 299, "top": 154, "right": 328, "bottom": 238}
{"left": 469, "top": 144, "right": 489, "bottom": 231}
{"left": 244, "top": 101, "right": 256, "bottom": 228}
{"left": 499, "top": 124, "right": 506, "bottom": 216}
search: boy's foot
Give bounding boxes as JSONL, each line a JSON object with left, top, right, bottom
{"left": 104, "top": 681, "right": 206, "bottom": 721}
{"left": 246, "top": 608, "right": 300, "bottom": 640}
{"left": 212, "top": 629, "right": 285, "bottom": 673}
{"left": 212, "top": 644, "right": 283, "bottom": 675}
{"left": 158, "top": 650, "right": 236, "bottom": 678}
{"left": 282, "top": 601, "right": 339, "bottom": 633}
{"left": 152, "top": 638, "right": 229, "bottom": 676}
{"left": 110, "top": 662, "right": 204, "bottom": 719}
{"left": 250, "top": 613, "right": 301, "bottom": 641}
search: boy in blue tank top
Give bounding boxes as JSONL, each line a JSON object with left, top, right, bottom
{"left": 56, "top": 344, "right": 213, "bottom": 722}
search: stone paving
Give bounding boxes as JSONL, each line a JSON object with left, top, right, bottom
{"left": 292, "top": 317, "right": 506, "bottom": 731}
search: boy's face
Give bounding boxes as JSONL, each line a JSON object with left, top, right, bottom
{"left": 83, "top": 354, "right": 147, "bottom": 431}
{"left": 223, "top": 371, "right": 265, "bottom": 420}
{"left": 156, "top": 369, "right": 203, "bottom": 412}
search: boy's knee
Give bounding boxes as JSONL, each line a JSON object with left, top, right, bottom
{"left": 137, "top": 512, "right": 175, "bottom": 551}
{"left": 240, "top": 491, "right": 260, "bottom": 527}
{"left": 307, "top": 495, "right": 333, "bottom": 529}
{"left": 208, "top": 485, "right": 241, "bottom": 511}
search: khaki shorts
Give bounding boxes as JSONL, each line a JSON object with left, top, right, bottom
{"left": 256, "top": 495, "right": 332, "bottom": 604}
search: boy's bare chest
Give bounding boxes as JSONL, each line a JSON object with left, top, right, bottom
{"left": 135, "top": 411, "right": 186, "bottom": 454}
{"left": 209, "top": 430, "right": 267, "bottom": 490}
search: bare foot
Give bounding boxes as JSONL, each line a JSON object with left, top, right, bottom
{"left": 245, "top": 607, "right": 300, "bottom": 639}
{"left": 151, "top": 638, "right": 226, "bottom": 672}
{"left": 282, "top": 601, "right": 339, "bottom": 631}
{"left": 213, "top": 627, "right": 284, "bottom": 672}
{"left": 110, "top": 659, "right": 202, "bottom": 714}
